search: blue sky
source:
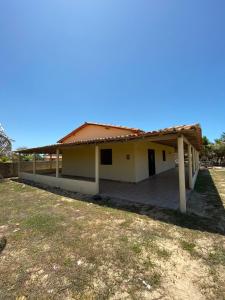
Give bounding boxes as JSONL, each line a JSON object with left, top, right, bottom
{"left": 0, "top": 0, "right": 225, "bottom": 149}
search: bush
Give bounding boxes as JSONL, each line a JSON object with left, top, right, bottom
{"left": 0, "top": 156, "right": 11, "bottom": 163}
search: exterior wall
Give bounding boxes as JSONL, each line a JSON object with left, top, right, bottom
{"left": 62, "top": 141, "right": 175, "bottom": 183}
{"left": 62, "top": 145, "right": 95, "bottom": 178}
{"left": 134, "top": 141, "right": 176, "bottom": 182}
{"left": 62, "top": 143, "right": 136, "bottom": 182}
{"left": 63, "top": 124, "right": 135, "bottom": 143}
{"left": 19, "top": 172, "right": 98, "bottom": 195}
{"left": 99, "top": 142, "right": 135, "bottom": 182}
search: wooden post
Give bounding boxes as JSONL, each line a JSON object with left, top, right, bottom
{"left": 56, "top": 149, "right": 59, "bottom": 178}
{"left": 50, "top": 154, "right": 52, "bottom": 170}
{"left": 95, "top": 145, "right": 99, "bottom": 191}
{"left": 188, "top": 144, "right": 193, "bottom": 189}
{"left": 33, "top": 153, "right": 36, "bottom": 174}
{"left": 178, "top": 135, "right": 186, "bottom": 213}
{"left": 18, "top": 153, "right": 21, "bottom": 175}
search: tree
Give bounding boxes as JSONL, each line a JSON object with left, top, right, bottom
{"left": 0, "top": 124, "right": 13, "bottom": 157}
{"left": 200, "top": 135, "right": 213, "bottom": 160}
{"left": 16, "top": 147, "right": 32, "bottom": 161}
{"left": 202, "top": 135, "right": 210, "bottom": 146}
{"left": 212, "top": 141, "right": 225, "bottom": 163}
{"left": 208, "top": 132, "right": 225, "bottom": 165}
{"left": 16, "top": 147, "right": 44, "bottom": 161}
{"left": 220, "top": 132, "right": 225, "bottom": 142}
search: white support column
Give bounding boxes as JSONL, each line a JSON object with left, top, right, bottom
{"left": 197, "top": 151, "right": 200, "bottom": 170}
{"left": 56, "top": 149, "right": 59, "bottom": 178}
{"left": 193, "top": 148, "right": 196, "bottom": 173}
{"left": 33, "top": 153, "right": 36, "bottom": 174}
{"left": 177, "top": 135, "right": 186, "bottom": 213}
{"left": 18, "top": 153, "right": 21, "bottom": 175}
{"left": 188, "top": 144, "right": 193, "bottom": 189}
{"left": 191, "top": 148, "right": 194, "bottom": 174}
{"left": 95, "top": 145, "right": 99, "bottom": 192}
{"left": 195, "top": 150, "right": 197, "bottom": 172}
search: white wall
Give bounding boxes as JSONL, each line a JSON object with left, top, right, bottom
{"left": 134, "top": 141, "right": 176, "bottom": 182}
{"left": 99, "top": 142, "right": 135, "bottom": 182}
{"left": 61, "top": 141, "right": 175, "bottom": 183}
{"left": 62, "top": 145, "right": 95, "bottom": 178}
{"left": 19, "top": 172, "right": 98, "bottom": 195}
{"left": 62, "top": 143, "right": 136, "bottom": 182}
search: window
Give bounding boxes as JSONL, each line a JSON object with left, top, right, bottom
{"left": 101, "top": 149, "right": 112, "bottom": 165}
{"left": 162, "top": 150, "right": 166, "bottom": 161}
{"left": 126, "top": 154, "right": 130, "bottom": 160}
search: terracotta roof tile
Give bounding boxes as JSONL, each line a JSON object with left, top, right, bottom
{"left": 85, "top": 122, "right": 144, "bottom": 132}
{"left": 17, "top": 123, "right": 202, "bottom": 154}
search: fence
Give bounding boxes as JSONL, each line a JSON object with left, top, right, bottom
{"left": 0, "top": 162, "right": 18, "bottom": 178}
{"left": 0, "top": 161, "right": 62, "bottom": 178}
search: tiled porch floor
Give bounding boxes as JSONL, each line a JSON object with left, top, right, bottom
{"left": 100, "top": 168, "right": 190, "bottom": 210}
{"left": 33, "top": 168, "right": 190, "bottom": 210}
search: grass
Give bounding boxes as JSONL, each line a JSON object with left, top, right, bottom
{"left": 195, "top": 169, "right": 215, "bottom": 193}
{"left": 131, "top": 242, "right": 142, "bottom": 254}
{"left": 23, "top": 213, "right": 63, "bottom": 234}
{"left": 208, "top": 246, "right": 225, "bottom": 266}
{"left": 0, "top": 169, "right": 225, "bottom": 299}
{"left": 180, "top": 240, "right": 197, "bottom": 256}
{"left": 155, "top": 247, "right": 171, "bottom": 259}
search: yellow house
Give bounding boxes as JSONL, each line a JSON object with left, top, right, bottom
{"left": 17, "top": 122, "right": 202, "bottom": 213}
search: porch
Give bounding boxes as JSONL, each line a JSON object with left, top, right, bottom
{"left": 19, "top": 167, "right": 190, "bottom": 210}
{"left": 100, "top": 168, "right": 190, "bottom": 210}
{"left": 17, "top": 125, "right": 201, "bottom": 214}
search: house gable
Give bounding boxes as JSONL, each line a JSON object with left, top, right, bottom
{"left": 58, "top": 122, "right": 143, "bottom": 144}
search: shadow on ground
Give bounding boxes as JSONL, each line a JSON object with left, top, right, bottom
{"left": 12, "top": 169, "right": 225, "bottom": 236}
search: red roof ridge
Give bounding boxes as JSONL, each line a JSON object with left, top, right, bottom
{"left": 84, "top": 121, "right": 144, "bottom": 132}
{"left": 57, "top": 122, "right": 144, "bottom": 143}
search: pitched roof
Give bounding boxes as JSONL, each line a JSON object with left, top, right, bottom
{"left": 57, "top": 122, "right": 144, "bottom": 143}
{"left": 17, "top": 123, "right": 202, "bottom": 154}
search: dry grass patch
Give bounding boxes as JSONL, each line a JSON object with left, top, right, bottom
{"left": 0, "top": 170, "right": 225, "bottom": 299}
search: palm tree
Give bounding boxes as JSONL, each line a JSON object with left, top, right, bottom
{"left": 0, "top": 124, "right": 13, "bottom": 157}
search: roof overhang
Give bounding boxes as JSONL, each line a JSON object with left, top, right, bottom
{"left": 16, "top": 124, "right": 202, "bottom": 154}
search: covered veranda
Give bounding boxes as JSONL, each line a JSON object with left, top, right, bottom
{"left": 17, "top": 124, "right": 201, "bottom": 213}
{"left": 100, "top": 168, "right": 191, "bottom": 210}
